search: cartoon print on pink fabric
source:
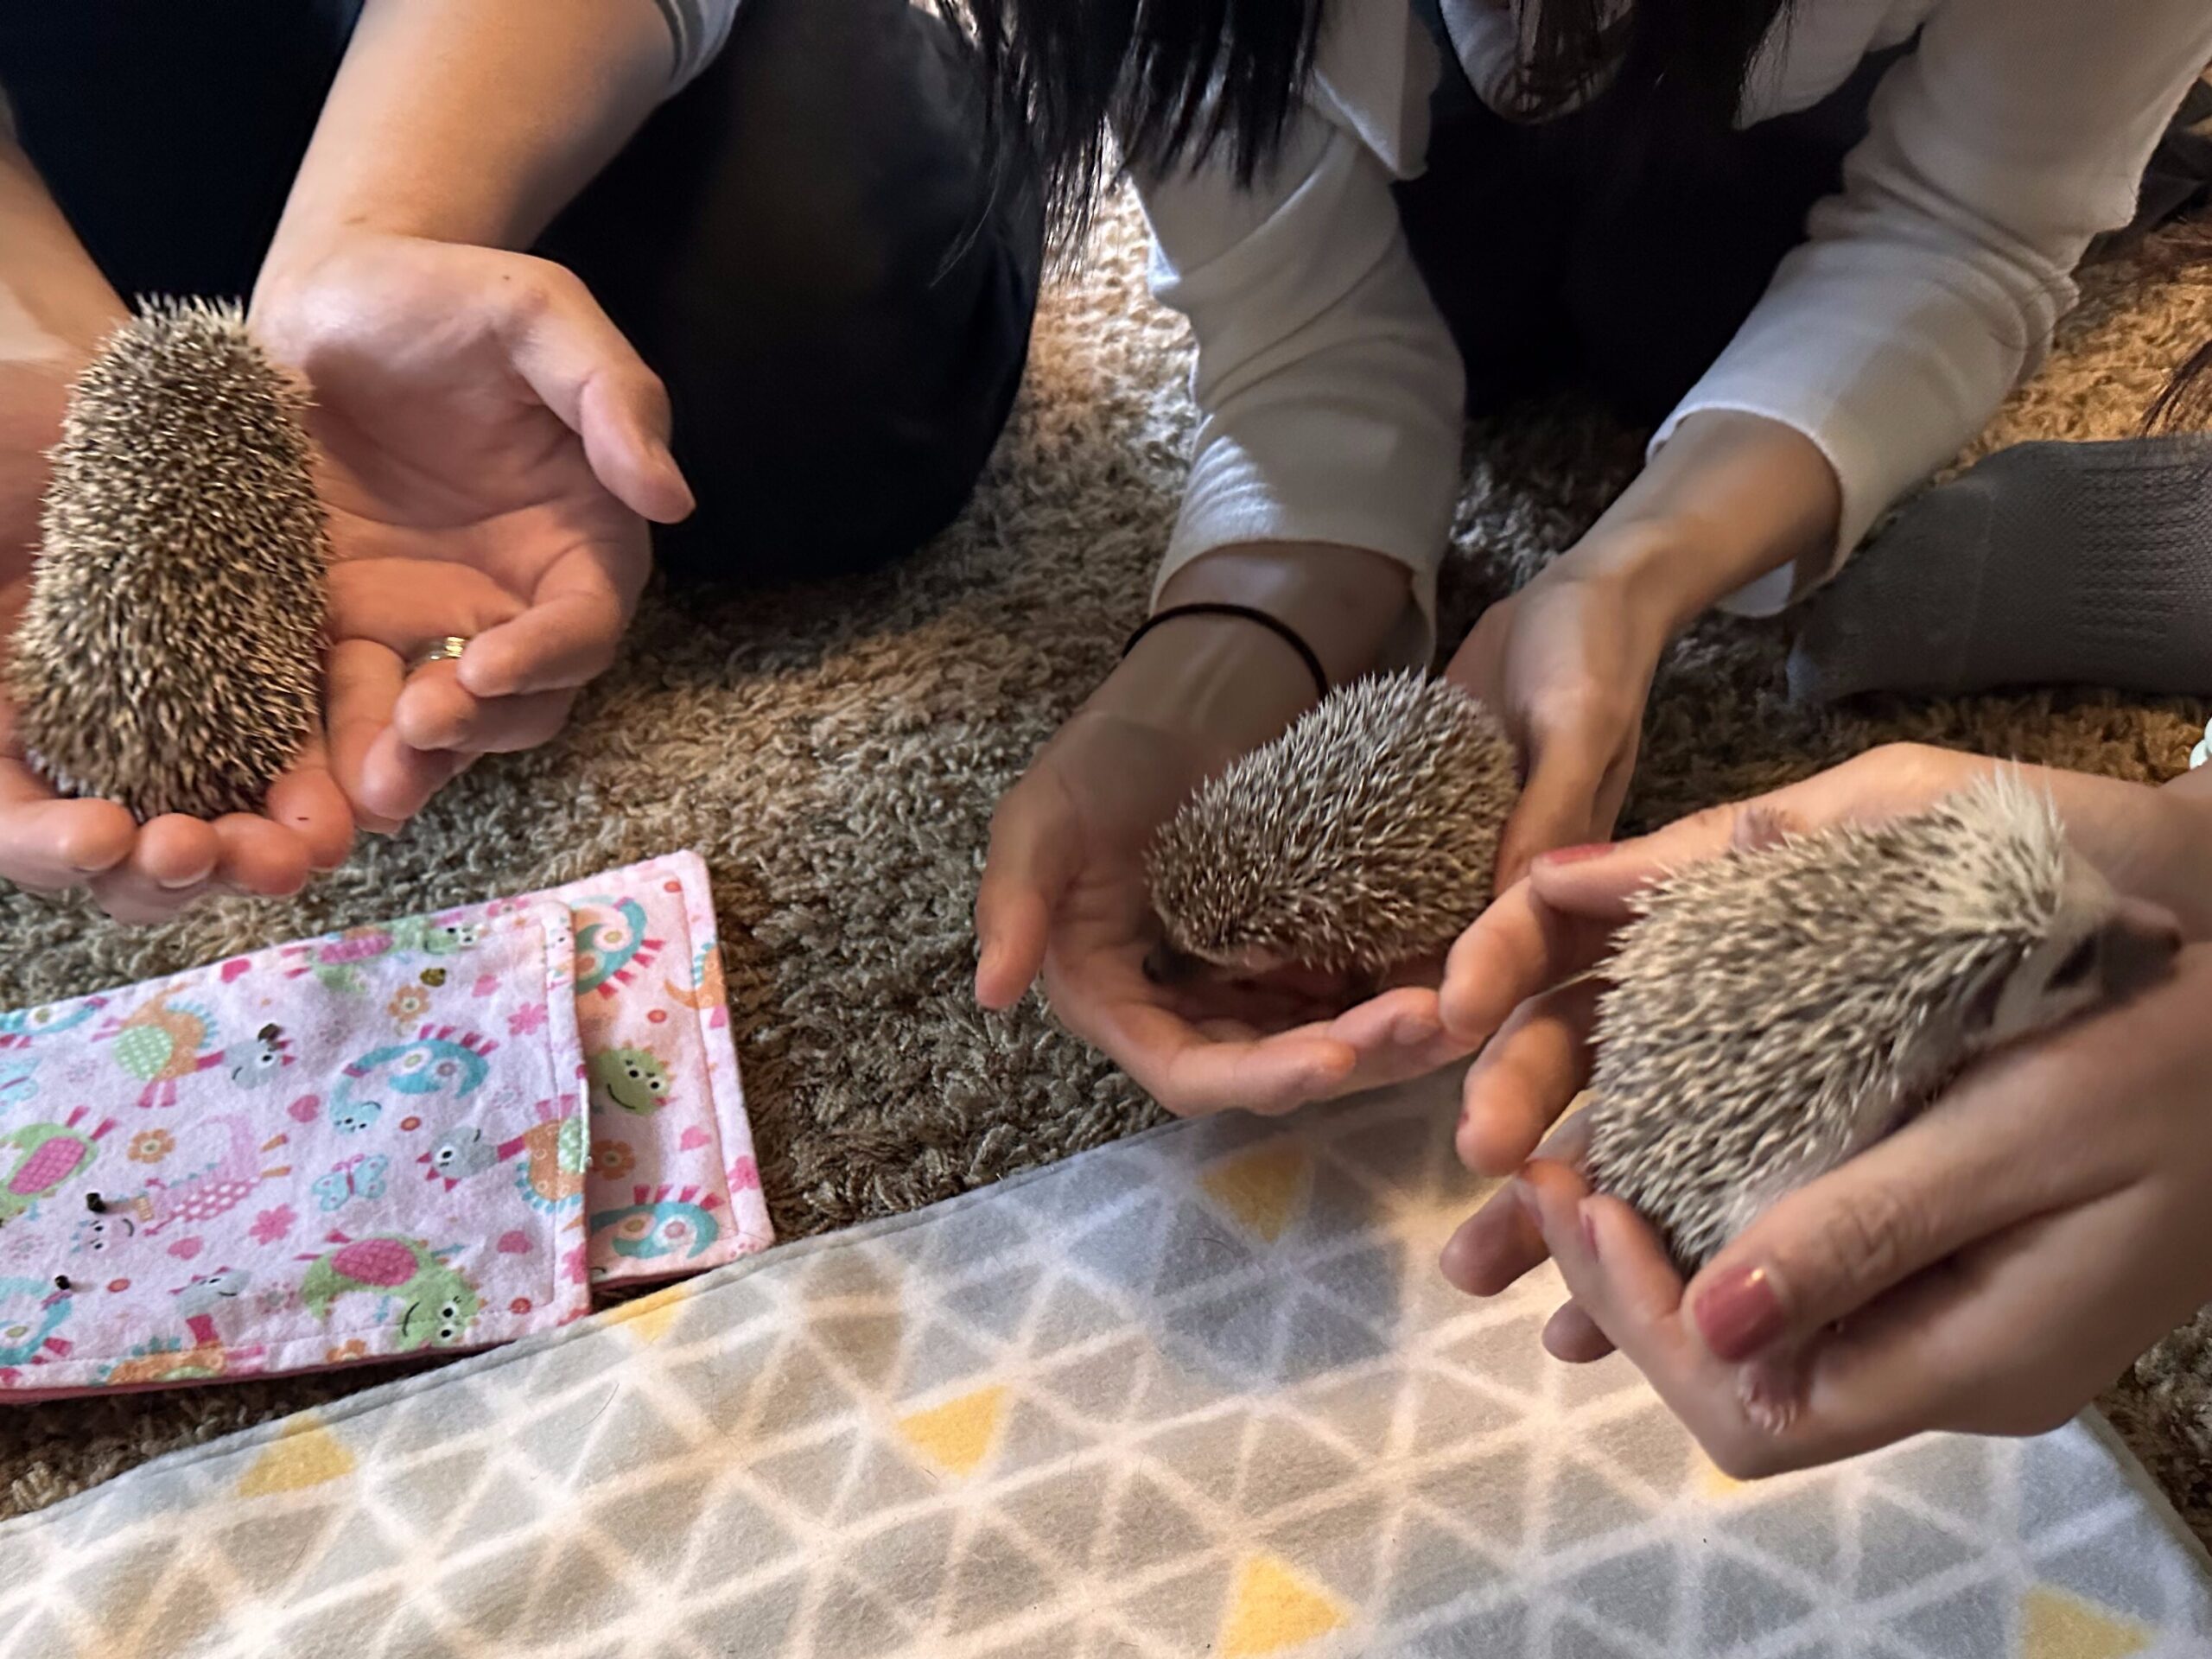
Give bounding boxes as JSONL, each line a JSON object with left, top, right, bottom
{"left": 0, "top": 997, "right": 107, "bottom": 1052}
{"left": 226, "top": 1024, "right": 295, "bottom": 1092}
{"left": 298, "top": 1232, "right": 483, "bottom": 1352}
{"left": 0, "top": 1106, "right": 114, "bottom": 1225}
{"left": 587, "top": 1046, "right": 671, "bottom": 1116}
{"left": 311, "top": 1153, "right": 391, "bottom": 1213}
{"left": 663, "top": 938, "right": 728, "bottom": 1030}
{"left": 70, "top": 1114, "right": 291, "bottom": 1250}
{"left": 0, "top": 1278, "right": 72, "bottom": 1380}
{"left": 417, "top": 1102, "right": 585, "bottom": 1218}
{"left": 278, "top": 916, "right": 490, "bottom": 995}
{"left": 587, "top": 1183, "right": 723, "bottom": 1277}
{"left": 98, "top": 992, "right": 223, "bottom": 1109}
{"left": 572, "top": 897, "right": 664, "bottom": 999}
{"left": 96, "top": 1266, "right": 267, "bottom": 1387}
{"left": 327, "top": 1027, "right": 496, "bottom": 1135}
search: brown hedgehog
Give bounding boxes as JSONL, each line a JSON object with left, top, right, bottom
{"left": 1146, "top": 671, "right": 1521, "bottom": 980}
{"left": 1581, "top": 773, "right": 2183, "bottom": 1273}
{"left": 9, "top": 298, "right": 328, "bottom": 821}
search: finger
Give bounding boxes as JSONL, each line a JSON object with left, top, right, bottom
{"left": 1438, "top": 1112, "right": 1593, "bottom": 1295}
{"left": 213, "top": 815, "right": 314, "bottom": 899}
{"left": 355, "top": 730, "right": 476, "bottom": 829}
{"left": 1072, "top": 983, "right": 1356, "bottom": 1116}
{"left": 1456, "top": 975, "right": 1600, "bottom": 1174}
{"left": 975, "top": 786, "right": 1083, "bottom": 1009}
{"left": 1682, "top": 1002, "right": 2133, "bottom": 1364}
{"left": 499, "top": 262, "right": 694, "bottom": 523}
{"left": 457, "top": 547, "right": 642, "bottom": 701}
{"left": 327, "top": 560, "right": 528, "bottom": 657}
{"left": 264, "top": 732, "right": 356, "bottom": 872}
{"left": 80, "top": 816, "right": 224, "bottom": 922}
{"left": 0, "top": 763, "right": 136, "bottom": 891}
{"left": 1495, "top": 728, "right": 1613, "bottom": 890}
{"left": 1528, "top": 745, "right": 1980, "bottom": 922}
{"left": 1542, "top": 1300, "right": 1617, "bottom": 1363}
{"left": 325, "top": 639, "right": 410, "bottom": 834}
{"left": 1314, "top": 988, "right": 1478, "bottom": 1091}
{"left": 393, "top": 668, "right": 576, "bottom": 755}
{"left": 1439, "top": 877, "right": 1612, "bottom": 1046}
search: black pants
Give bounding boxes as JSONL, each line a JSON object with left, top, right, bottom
{"left": 0, "top": 0, "right": 1044, "bottom": 585}
{"left": 1395, "top": 8, "right": 1902, "bottom": 425}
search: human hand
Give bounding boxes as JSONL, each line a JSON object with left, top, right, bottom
{"left": 0, "top": 339, "right": 348, "bottom": 922}
{"left": 1456, "top": 940, "right": 2212, "bottom": 1478}
{"left": 975, "top": 596, "right": 1478, "bottom": 1115}
{"left": 1446, "top": 556, "right": 1669, "bottom": 889}
{"left": 1433, "top": 742, "right": 2212, "bottom": 1472}
{"left": 251, "top": 232, "right": 693, "bottom": 830}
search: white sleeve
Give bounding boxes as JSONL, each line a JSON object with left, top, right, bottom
{"left": 1137, "top": 3, "right": 1467, "bottom": 668}
{"left": 1655, "top": 0, "right": 2212, "bottom": 617}
{"left": 652, "top": 0, "right": 742, "bottom": 92}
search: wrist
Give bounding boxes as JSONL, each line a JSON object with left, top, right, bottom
{"left": 1088, "top": 615, "right": 1320, "bottom": 760}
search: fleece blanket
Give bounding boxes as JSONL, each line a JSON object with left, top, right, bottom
{"left": 0, "top": 1072, "right": 2204, "bottom": 1657}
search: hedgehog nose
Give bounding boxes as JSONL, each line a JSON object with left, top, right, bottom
{"left": 2101, "top": 899, "right": 2183, "bottom": 1000}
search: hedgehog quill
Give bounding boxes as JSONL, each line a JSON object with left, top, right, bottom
{"left": 1581, "top": 773, "right": 2182, "bottom": 1274}
{"left": 9, "top": 298, "right": 328, "bottom": 822}
{"left": 1147, "top": 671, "right": 1520, "bottom": 982}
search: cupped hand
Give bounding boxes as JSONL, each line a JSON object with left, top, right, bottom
{"left": 1452, "top": 942, "right": 2212, "bottom": 1478}
{"left": 251, "top": 232, "right": 694, "bottom": 830}
{"left": 1446, "top": 560, "right": 1669, "bottom": 890}
{"left": 0, "top": 352, "right": 348, "bottom": 924}
{"left": 1432, "top": 741, "right": 2212, "bottom": 1476}
{"left": 975, "top": 633, "right": 1478, "bottom": 1116}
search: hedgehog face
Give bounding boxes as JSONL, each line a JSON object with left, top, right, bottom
{"left": 1974, "top": 863, "right": 2182, "bottom": 1053}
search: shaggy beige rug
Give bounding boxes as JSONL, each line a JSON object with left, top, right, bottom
{"left": 2, "top": 187, "right": 2209, "bottom": 1544}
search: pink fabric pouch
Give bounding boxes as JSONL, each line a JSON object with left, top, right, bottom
{"left": 0, "top": 852, "right": 767, "bottom": 1402}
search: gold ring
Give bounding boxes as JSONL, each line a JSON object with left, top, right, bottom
{"left": 408, "top": 636, "right": 472, "bottom": 674}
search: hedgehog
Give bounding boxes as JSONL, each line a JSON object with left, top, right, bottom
{"left": 1580, "top": 772, "right": 2183, "bottom": 1274}
{"left": 8, "top": 297, "right": 328, "bottom": 822}
{"left": 1146, "top": 671, "right": 1520, "bottom": 982}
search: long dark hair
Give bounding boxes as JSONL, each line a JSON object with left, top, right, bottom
{"left": 951, "top": 0, "right": 1795, "bottom": 240}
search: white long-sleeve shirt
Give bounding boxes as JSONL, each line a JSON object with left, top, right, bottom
{"left": 1139, "top": 0, "right": 2212, "bottom": 665}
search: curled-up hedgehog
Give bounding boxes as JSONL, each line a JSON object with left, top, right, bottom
{"left": 1581, "top": 772, "right": 2183, "bottom": 1274}
{"left": 9, "top": 297, "right": 328, "bottom": 822}
{"left": 1146, "top": 671, "right": 1520, "bottom": 985}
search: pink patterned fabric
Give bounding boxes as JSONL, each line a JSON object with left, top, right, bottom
{"left": 0, "top": 852, "right": 768, "bottom": 1402}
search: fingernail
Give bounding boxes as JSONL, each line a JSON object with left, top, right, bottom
{"left": 156, "top": 872, "right": 207, "bottom": 893}
{"left": 1694, "top": 1265, "right": 1786, "bottom": 1361}
{"left": 1538, "top": 843, "right": 1611, "bottom": 868}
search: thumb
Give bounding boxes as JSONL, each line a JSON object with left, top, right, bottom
{"left": 1529, "top": 798, "right": 1799, "bottom": 923}
{"left": 975, "top": 781, "right": 1084, "bottom": 1010}
{"left": 1680, "top": 1063, "right": 2072, "bottom": 1363}
{"left": 496, "top": 259, "right": 696, "bottom": 524}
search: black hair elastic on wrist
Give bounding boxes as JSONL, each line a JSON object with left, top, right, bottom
{"left": 1122, "top": 602, "right": 1330, "bottom": 703}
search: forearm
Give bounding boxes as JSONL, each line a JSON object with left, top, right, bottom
{"left": 261, "top": 0, "right": 672, "bottom": 276}
{"left": 1553, "top": 410, "right": 1843, "bottom": 635}
{"left": 0, "top": 139, "right": 126, "bottom": 581}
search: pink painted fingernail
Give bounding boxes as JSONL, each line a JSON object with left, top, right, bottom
{"left": 1538, "top": 843, "right": 1611, "bottom": 868}
{"left": 1694, "top": 1265, "right": 1786, "bottom": 1361}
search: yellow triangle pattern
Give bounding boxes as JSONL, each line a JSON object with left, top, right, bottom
{"left": 1219, "top": 1554, "right": 1349, "bottom": 1656}
{"left": 898, "top": 1385, "right": 1007, "bottom": 1478}
{"left": 1201, "top": 1145, "right": 1308, "bottom": 1244}
{"left": 2021, "top": 1586, "right": 2152, "bottom": 1659}
{"left": 235, "top": 1416, "right": 355, "bottom": 1497}
{"left": 605, "top": 1284, "right": 688, "bottom": 1346}
{"left": 1696, "top": 1455, "right": 1745, "bottom": 1501}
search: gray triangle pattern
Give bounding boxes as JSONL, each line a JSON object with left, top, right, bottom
{"left": 3, "top": 1074, "right": 2208, "bottom": 1658}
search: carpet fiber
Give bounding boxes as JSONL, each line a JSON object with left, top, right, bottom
{"left": 2, "top": 188, "right": 2209, "bottom": 1541}
{"left": 6, "top": 1073, "right": 2208, "bottom": 1657}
